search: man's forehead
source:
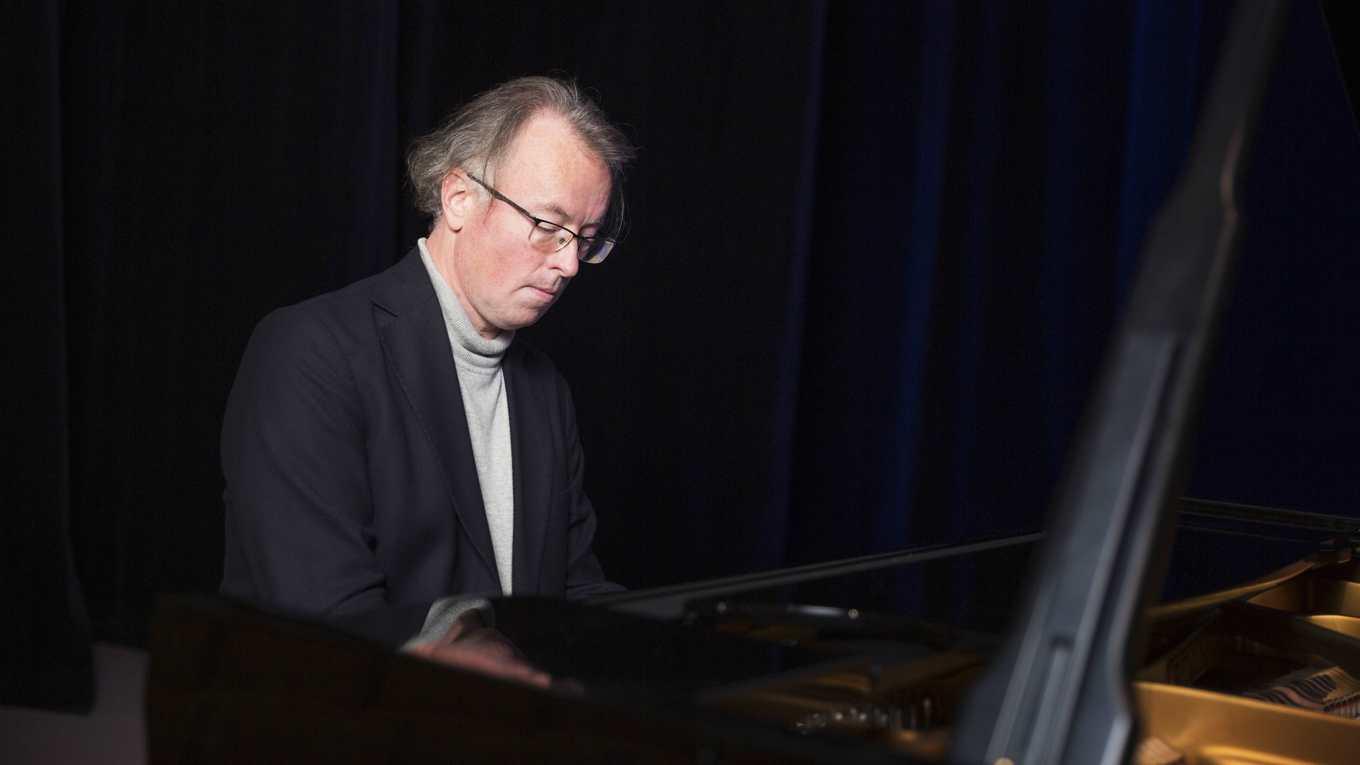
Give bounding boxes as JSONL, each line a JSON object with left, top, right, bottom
{"left": 492, "top": 114, "right": 612, "bottom": 219}
{"left": 502, "top": 113, "right": 602, "bottom": 171}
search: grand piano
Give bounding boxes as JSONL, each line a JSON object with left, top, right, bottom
{"left": 145, "top": 3, "right": 1360, "bottom": 762}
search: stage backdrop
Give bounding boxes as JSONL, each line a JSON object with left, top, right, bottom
{"left": 8, "top": 0, "right": 1359, "bottom": 709}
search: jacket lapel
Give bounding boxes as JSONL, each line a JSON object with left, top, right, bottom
{"left": 371, "top": 251, "right": 499, "bottom": 589}
{"left": 505, "top": 344, "right": 549, "bottom": 595}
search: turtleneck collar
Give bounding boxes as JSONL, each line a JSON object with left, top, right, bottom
{"left": 418, "top": 237, "right": 513, "bottom": 371}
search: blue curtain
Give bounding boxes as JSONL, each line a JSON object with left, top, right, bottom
{"left": 781, "top": 0, "right": 1359, "bottom": 564}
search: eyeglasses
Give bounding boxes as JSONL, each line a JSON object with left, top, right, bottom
{"left": 466, "top": 172, "right": 616, "bottom": 264}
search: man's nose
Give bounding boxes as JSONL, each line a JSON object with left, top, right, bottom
{"left": 551, "top": 240, "right": 581, "bottom": 278}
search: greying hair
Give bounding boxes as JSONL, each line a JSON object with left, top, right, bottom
{"left": 406, "top": 76, "right": 635, "bottom": 234}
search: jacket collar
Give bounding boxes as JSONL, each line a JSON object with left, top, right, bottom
{"left": 505, "top": 346, "right": 549, "bottom": 595}
{"left": 369, "top": 249, "right": 550, "bottom": 596}
{"left": 370, "top": 249, "right": 500, "bottom": 589}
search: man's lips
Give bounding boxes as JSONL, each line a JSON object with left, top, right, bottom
{"left": 527, "top": 284, "right": 559, "bottom": 299}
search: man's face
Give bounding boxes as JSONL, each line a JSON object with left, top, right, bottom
{"left": 446, "top": 112, "right": 612, "bottom": 337}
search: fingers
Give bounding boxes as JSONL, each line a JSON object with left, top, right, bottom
{"left": 406, "top": 641, "right": 552, "bottom": 689}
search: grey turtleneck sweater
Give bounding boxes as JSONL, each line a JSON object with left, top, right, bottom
{"left": 418, "top": 238, "right": 516, "bottom": 596}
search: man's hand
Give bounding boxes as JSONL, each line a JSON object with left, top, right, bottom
{"left": 404, "top": 613, "right": 551, "bottom": 689}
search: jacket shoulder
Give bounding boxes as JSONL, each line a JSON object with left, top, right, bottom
{"left": 250, "top": 253, "right": 418, "bottom": 355}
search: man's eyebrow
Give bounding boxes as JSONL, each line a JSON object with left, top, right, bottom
{"left": 537, "top": 202, "right": 604, "bottom": 230}
{"left": 540, "top": 203, "right": 571, "bottom": 221}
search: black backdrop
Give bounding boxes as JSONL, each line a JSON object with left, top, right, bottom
{"left": 8, "top": 1, "right": 1360, "bottom": 710}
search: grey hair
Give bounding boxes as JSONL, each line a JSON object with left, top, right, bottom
{"left": 406, "top": 76, "right": 636, "bottom": 235}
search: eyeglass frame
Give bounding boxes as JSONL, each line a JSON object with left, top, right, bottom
{"left": 465, "top": 171, "right": 617, "bottom": 264}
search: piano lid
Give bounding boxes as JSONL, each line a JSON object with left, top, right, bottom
{"left": 954, "top": 3, "right": 1290, "bottom": 764}
{"left": 1322, "top": 1, "right": 1360, "bottom": 143}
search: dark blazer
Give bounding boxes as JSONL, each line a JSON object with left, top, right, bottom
{"left": 220, "top": 248, "right": 618, "bottom": 636}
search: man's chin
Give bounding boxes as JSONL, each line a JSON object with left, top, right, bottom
{"left": 498, "top": 308, "right": 550, "bottom": 333}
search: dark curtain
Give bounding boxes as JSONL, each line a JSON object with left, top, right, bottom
{"left": 5, "top": 0, "right": 93, "bottom": 712}
{"left": 9, "top": 0, "right": 1358, "bottom": 710}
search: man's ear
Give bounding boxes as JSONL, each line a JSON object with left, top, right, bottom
{"left": 438, "top": 170, "right": 474, "bottom": 233}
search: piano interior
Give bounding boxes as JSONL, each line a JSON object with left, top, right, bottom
{"left": 676, "top": 525, "right": 1360, "bottom": 764}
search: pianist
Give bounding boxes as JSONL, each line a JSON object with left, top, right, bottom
{"left": 219, "top": 76, "right": 631, "bottom": 660}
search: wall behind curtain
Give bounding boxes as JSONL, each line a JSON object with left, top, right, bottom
{"left": 8, "top": 0, "right": 1358, "bottom": 709}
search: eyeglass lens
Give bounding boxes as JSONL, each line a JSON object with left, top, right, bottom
{"left": 526, "top": 223, "right": 614, "bottom": 264}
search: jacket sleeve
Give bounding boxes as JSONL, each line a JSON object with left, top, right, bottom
{"left": 219, "top": 306, "right": 394, "bottom": 619}
{"left": 556, "top": 373, "right": 626, "bottom": 600}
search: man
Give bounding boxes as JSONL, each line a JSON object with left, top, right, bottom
{"left": 220, "top": 77, "right": 632, "bottom": 654}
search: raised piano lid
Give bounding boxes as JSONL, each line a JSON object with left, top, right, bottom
{"left": 1322, "top": 0, "right": 1360, "bottom": 145}
{"left": 952, "top": 3, "right": 1289, "bottom": 764}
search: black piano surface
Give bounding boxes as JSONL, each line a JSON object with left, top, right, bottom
{"left": 145, "top": 500, "right": 1360, "bottom": 763}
